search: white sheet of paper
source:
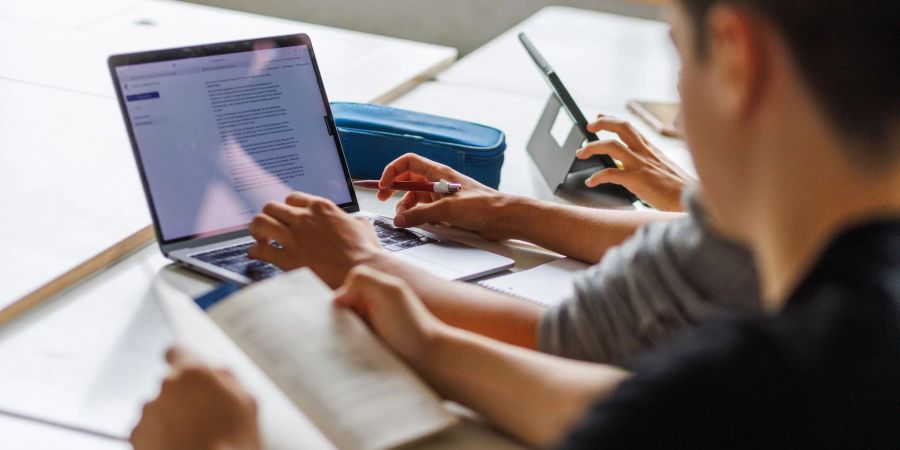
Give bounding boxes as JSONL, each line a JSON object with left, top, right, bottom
{"left": 479, "top": 258, "right": 590, "bottom": 306}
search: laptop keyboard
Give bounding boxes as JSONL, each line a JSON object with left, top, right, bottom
{"left": 370, "top": 219, "right": 437, "bottom": 252}
{"left": 190, "top": 219, "right": 436, "bottom": 281}
{"left": 192, "top": 242, "right": 282, "bottom": 281}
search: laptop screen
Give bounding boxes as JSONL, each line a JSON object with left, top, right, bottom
{"left": 113, "top": 41, "right": 353, "bottom": 243}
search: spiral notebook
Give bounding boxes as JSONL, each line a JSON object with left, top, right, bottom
{"left": 477, "top": 258, "right": 590, "bottom": 306}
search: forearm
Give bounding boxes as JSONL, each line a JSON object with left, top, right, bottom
{"left": 363, "top": 253, "right": 545, "bottom": 349}
{"left": 500, "top": 197, "right": 684, "bottom": 263}
{"left": 417, "top": 327, "right": 629, "bottom": 447}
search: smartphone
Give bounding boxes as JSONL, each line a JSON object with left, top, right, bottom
{"left": 627, "top": 100, "right": 681, "bottom": 138}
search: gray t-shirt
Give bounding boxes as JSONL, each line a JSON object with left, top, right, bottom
{"left": 538, "top": 190, "right": 759, "bottom": 366}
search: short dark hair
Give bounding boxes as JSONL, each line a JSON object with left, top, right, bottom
{"left": 678, "top": 0, "right": 900, "bottom": 159}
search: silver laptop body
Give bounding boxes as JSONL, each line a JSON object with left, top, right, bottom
{"left": 109, "top": 34, "right": 513, "bottom": 285}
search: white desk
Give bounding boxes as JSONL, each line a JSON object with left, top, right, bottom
{"left": 0, "top": 0, "right": 474, "bottom": 448}
{"left": 438, "top": 6, "right": 680, "bottom": 109}
{"left": 0, "top": 4, "right": 682, "bottom": 449}
{"left": 0, "top": 80, "right": 151, "bottom": 306}
{"left": 0, "top": 0, "right": 456, "bottom": 102}
{"left": 1, "top": 0, "right": 457, "bottom": 309}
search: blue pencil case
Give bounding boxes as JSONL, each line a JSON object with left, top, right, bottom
{"left": 331, "top": 102, "right": 506, "bottom": 189}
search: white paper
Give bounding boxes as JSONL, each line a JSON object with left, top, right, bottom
{"left": 479, "top": 258, "right": 590, "bottom": 306}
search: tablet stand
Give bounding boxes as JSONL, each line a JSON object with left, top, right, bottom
{"left": 526, "top": 95, "right": 634, "bottom": 205}
{"left": 531, "top": 94, "right": 623, "bottom": 187}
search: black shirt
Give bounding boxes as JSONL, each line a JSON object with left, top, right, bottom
{"left": 562, "top": 221, "right": 900, "bottom": 449}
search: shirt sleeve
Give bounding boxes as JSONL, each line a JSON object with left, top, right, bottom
{"left": 538, "top": 188, "right": 759, "bottom": 365}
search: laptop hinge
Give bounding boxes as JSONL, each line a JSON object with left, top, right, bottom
{"left": 161, "top": 229, "right": 250, "bottom": 255}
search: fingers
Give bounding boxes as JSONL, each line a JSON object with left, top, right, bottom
{"left": 587, "top": 116, "right": 649, "bottom": 151}
{"left": 576, "top": 139, "right": 638, "bottom": 166}
{"left": 209, "top": 368, "right": 252, "bottom": 405}
{"left": 130, "top": 403, "right": 163, "bottom": 449}
{"left": 284, "top": 191, "right": 336, "bottom": 212}
{"left": 332, "top": 278, "right": 360, "bottom": 308}
{"left": 265, "top": 193, "right": 340, "bottom": 226}
{"left": 161, "top": 353, "right": 248, "bottom": 399}
{"left": 287, "top": 194, "right": 336, "bottom": 215}
{"left": 165, "top": 346, "right": 202, "bottom": 368}
{"left": 246, "top": 201, "right": 307, "bottom": 269}
{"left": 261, "top": 201, "right": 304, "bottom": 226}
{"left": 394, "top": 200, "right": 450, "bottom": 228}
{"left": 164, "top": 348, "right": 213, "bottom": 387}
{"left": 247, "top": 242, "right": 293, "bottom": 269}
{"left": 395, "top": 191, "right": 434, "bottom": 215}
{"left": 585, "top": 168, "right": 636, "bottom": 188}
{"left": 284, "top": 191, "right": 317, "bottom": 207}
{"left": 249, "top": 206, "right": 295, "bottom": 268}
{"left": 376, "top": 172, "right": 411, "bottom": 201}
{"left": 249, "top": 213, "right": 290, "bottom": 244}
{"left": 342, "top": 266, "right": 400, "bottom": 296}
{"left": 332, "top": 282, "right": 366, "bottom": 321}
{"left": 379, "top": 153, "right": 457, "bottom": 189}
{"left": 395, "top": 191, "right": 417, "bottom": 213}
{"left": 333, "top": 266, "right": 399, "bottom": 319}
{"left": 335, "top": 266, "right": 403, "bottom": 304}
{"left": 346, "top": 264, "right": 392, "bottom": 287}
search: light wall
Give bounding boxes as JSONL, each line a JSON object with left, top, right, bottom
{"left": 185, "top": 0, "right": 664, "bottom": 55}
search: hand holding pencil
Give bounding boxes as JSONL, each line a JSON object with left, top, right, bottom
{"left": 353, "top": 179, "right": 462, "bottom": 194}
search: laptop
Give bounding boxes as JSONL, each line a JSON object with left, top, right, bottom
{"left": 108, "top": 34, "right": 513, "bottom": 285}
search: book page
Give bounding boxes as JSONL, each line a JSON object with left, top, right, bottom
{"left": 205, "top": 269, "right": 456, "bottom": 450}
{"left": 153, "top": 274, "right": 335, "bottom": 450}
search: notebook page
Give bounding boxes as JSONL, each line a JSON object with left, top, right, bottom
{"left": 206, "top": 269, "right": 456, "bottom": 450}
{"left": 478, "top": 258, "right": 590, "bottom": 306}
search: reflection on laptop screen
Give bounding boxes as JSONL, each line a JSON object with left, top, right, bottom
{"left": 115, "top": 44, "right": 352, "bottom": 242}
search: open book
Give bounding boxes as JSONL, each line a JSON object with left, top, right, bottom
{"left": 154, "top": 269, "right": 456, "bottom": 450}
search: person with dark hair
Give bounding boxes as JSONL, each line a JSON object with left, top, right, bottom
{"left": 130, "top": 0, "right": 899, "bottom": 448}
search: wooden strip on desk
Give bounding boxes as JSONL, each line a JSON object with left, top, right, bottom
{"left": 0, "top": 225, "right": 156, "bottom": 325}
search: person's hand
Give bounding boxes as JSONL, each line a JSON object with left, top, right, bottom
{"left": 247, "top": 192, "right": 382, "bottom": 288}
{"left": 578, "top": 116, "right": 695, "bottom": 212}
{"left": 334, "top": 265, "right": 449, "bottom": 368}
{"left": 130, "top": 347, "right": 261, "bottom": 450}
{"left": 376, "top": 153, "right": 518, "bottom": 240}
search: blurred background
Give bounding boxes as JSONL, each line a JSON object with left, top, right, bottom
{"left": 185, "top": 0, "right": 665, "bottom": 55}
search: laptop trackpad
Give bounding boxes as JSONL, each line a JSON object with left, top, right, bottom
{"left": 392, "top": 245, "right": 470, "bottom": 280}
{"left": 394, "top": 240, "right": 511, "bottom": 280}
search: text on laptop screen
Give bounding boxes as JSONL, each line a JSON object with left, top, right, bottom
{"left": 115, "top": 44, "right": 352, "bottom": 242}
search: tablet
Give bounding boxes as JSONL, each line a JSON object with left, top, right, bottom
{"left": 519, "top": 32, "right": 639, "bottom": 203}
